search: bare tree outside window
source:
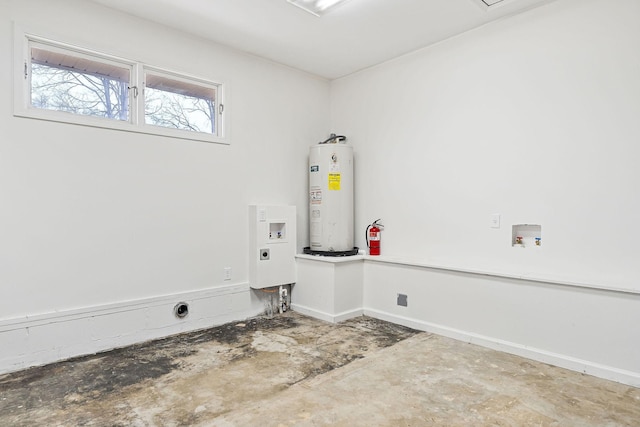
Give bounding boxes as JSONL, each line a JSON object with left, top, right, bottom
{"left": 144, "top": 87, "right": 215, "bottom": 135}
{"left": 144, "top": 71, "right": 217, "bottom": 135}
{"left": 24, "top": 41, "right": 224, "bottom": 142}
{"left": 30, "top": 57, "right": 217, "bottom": 135}
{"left": 31, "top": 63, "right": 130, "bottom": 121}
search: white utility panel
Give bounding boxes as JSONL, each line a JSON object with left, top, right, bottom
{"left": 249, "top": 205, "right": 297, "bottom": 289}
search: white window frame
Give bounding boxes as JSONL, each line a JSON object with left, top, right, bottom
{"left": 142, "top": 66, "right": 224, "bottom": 140}
{"left": 13, "top": 28, "right": 228, "bottom": 145}
{"left": 24, "top": 38, "right": 137, "bottom": 127}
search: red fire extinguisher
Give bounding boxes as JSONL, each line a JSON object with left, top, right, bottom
{"left": 366, "top": 219, "right": 383, "bottom": 256}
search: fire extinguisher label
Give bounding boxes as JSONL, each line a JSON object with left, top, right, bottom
{"left": 369, "top": 232, "right": 380, "bottom": 241}
{"left": 328, "top": 173, "right": 341, "bottom": 191}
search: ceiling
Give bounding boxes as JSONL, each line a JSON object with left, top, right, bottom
{"left": 89, "top": 0, "right": 554, "bottom": 80}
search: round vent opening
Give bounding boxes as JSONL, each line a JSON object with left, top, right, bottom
{"left": 174, "top": 302, "right": 189, "bottom": 319}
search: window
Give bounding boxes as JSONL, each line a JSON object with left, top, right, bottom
{"left": 15, "top": 33, "right": 226, "bottom": 144}
{"left": 144, "top": 69, "right": 220, "bottom": 136}
{"left": 30, "top": 44, "right": 132, "bottom": 122}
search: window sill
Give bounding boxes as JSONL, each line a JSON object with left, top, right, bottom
{"left": 14, "top": 108, "right": 229, "bottom": 145}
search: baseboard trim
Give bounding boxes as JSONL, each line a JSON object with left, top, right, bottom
{"left": 363, "top": 308, "right": 640, "bottom": 388}
{"left": 0, "top": 283, "right": 260, "bottom": 375}
{"left": 0, "top": 283, "right": 250, "bottom": 332}
{"left": 291, "top": 304, "right": 363, "bottom": 324}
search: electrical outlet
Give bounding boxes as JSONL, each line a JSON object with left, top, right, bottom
{"left": 223, "top": 267, "right": 232, "bottom": 281}
{"left": 490, "top": 213, "right": 501, "bottom": 229}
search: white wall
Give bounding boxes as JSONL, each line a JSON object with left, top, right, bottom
{"left": 327, "top": 0, "right": 640, "bottom": 386}
{"left": 331, "top": 0, "right": 640, "bottom": 293}
{"left": 0, "top": 0, "right": 328, "bottom": 372}
{"left": 362, "top": 260, "right": 640, "bottom": 386}
{"left": 3, "top": 0, "right": 639, "bottom": 384}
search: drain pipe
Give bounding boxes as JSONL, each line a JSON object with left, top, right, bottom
{"left": 279, "top": 285, "right": 289, "bottom": 314}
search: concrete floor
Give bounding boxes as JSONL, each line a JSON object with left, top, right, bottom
{"left": 0, "top": 312, "right": 638, "bottom": 427}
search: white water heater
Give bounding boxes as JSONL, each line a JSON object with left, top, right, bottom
{"left": 308, "top": 140, "right": 354, "bottom": 253}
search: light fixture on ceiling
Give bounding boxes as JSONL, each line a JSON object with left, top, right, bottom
{"left": 286, "top": 0, "right": 350, "bottom": 17}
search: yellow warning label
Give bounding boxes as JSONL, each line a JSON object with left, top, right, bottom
{"left": 328, "top": 173, "right": 341, "bottom": 191}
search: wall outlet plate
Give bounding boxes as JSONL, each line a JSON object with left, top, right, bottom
{"left": 490, "top": 213, "right": 501, "bottom": 228}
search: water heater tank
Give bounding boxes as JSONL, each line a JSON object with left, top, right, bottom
{"left": 308, "top": 142, "right": 354, "bottom": 253}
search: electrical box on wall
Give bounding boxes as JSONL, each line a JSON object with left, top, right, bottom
{"left": 249, "top": 205, "right": 297, "bottom": 289}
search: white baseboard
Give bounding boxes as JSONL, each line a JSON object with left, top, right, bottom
{"left": 0, "top": 283, "right": 261, "bottom": 375}
{"left": 4, "top": 280, "right": 638, "bottom": 390}
{"left": 364, "top": 308, "right": 640, "bottom": 388}
{"left": 291, "top": 303, "right": 363, "bottom": 324}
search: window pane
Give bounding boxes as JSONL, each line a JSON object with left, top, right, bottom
{"left": 144, "top": 72, "right": 217, "bottom": 135}
{"left": 30, "top": 47, "right": 131, "bottom": 121}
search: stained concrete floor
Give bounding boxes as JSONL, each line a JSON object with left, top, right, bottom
{"left": 0, "top": 312, "right": 638, "bottom": 427}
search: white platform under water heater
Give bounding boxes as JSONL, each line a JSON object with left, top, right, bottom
{"left": 249, "top": 205, "right": 297, "bottom": 289}
{"left": 308, "top": 142, "right": 354, "bottom": 253}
